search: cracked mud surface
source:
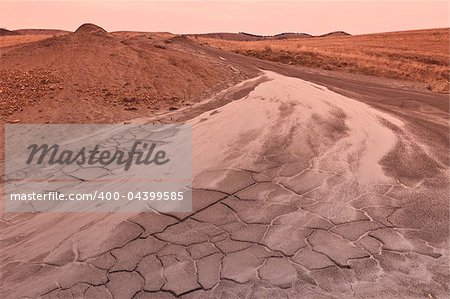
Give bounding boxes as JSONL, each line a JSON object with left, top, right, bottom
{"left": 0, "top": 71, "right": 448, "bottom": 298}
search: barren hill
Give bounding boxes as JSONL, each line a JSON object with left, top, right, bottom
{"left": 13, "top": 28, "right": 69, "bottom": 35}
{"left": 0, "top": 24, "right": 255, "bottom": 123}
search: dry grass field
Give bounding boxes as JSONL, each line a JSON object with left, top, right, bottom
{"left": 199, "top": 28, "right": 449, "bottom": 92}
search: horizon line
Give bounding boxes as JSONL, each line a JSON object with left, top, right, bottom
{"left": 3, "top": 25, "right": 449, "bottom": 38}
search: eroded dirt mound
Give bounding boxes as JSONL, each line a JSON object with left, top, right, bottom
{"left": 0, "top": 24, "right": 256, "bottom": 124}
{"left": 74, "top": 23, "right": 107, "bottom": 35}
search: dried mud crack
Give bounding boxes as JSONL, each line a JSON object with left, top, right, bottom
{"left": 0, "top": 71, "right": 448, "bottom": 298}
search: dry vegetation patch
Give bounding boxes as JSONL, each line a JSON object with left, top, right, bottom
{"left": 199, "top": 28, "right": 449, "bottom": 92}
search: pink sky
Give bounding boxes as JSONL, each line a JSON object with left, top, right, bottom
{"left": 1, "top": 1, "right": 448, "bottom": 35}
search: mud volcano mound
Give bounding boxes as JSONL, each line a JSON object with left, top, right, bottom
{"left": 74, "top": 23, "right": 107, "bottom": 35}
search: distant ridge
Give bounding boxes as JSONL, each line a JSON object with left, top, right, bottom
{"left": 14, "top": 28, "right": 70, "bottom": 35}
{"left": 319, "top": 31, "right": 351, "bottom": 37}
{"left": 191, "top": 31, "right": 350, "bottom": 41}
{"left": 0, "top": 28, "right": 20, "bottom": 36}
{"left": 273, "top": 32, "right": 313, "bottom": 39}
{"left": 239, "top": 32, "right": 313, "bottom": 40}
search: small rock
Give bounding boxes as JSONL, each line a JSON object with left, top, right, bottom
{"left": 124, "top": 106, "right": 138, "bottom": 111}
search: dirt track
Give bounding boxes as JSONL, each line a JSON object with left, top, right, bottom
{"left": 0, "top": 44, "right": 449, "bottom": 298}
